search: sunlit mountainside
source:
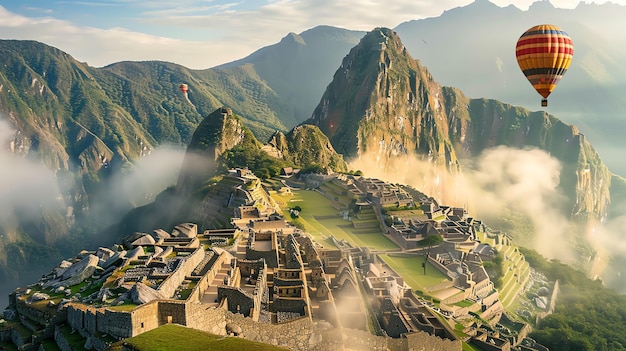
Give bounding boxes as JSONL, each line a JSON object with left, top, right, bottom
{"left": 394, "top": 0, "right": 626, "bottom": 176}
{"left": 1, "top": 1, "right": 626, "bottom": 350}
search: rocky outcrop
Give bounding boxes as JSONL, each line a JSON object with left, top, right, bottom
{"left": 43, "top": 254, "right": 99, "bottom": 289}
{"left": 307, "top": 27, "right": 611, "bottom": 221}
{"left": 267, "top": 125, "right": 347, "bottom": 172}
{"left": 176, "top": 107, "right": 246, "bottom": 194}
{"left": 308, "top": 27, "right": 459, "bottom": 172}
{"left": 129, "top": 283, "right": 164, "bottom": 305}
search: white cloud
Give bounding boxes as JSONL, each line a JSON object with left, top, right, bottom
{"left": 1, "top": 1, "right": 625, "bottom": 68}
{"left": 349, "top": 146, "right": 575, "bottom": 262}
{"left": 0, "top": 120, "right": 63, "bottom": 221}
{"left": 0, "top": 6, "right": 250, "bottom": 69}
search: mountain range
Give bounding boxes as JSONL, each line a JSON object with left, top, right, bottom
{"left": 1, "top": 0, "right": 626, "bottom": 308}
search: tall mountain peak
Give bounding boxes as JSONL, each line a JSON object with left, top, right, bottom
{"left": 176, "top": 107, "right": 247, "bottom": 193}
{"left": 307, "top": 27, "right": 457, "bottom": 170}
{"left": 528, "top": 0, "right": 556, "bottom": 11}
{"left": 468, "top": 0, "right": 499, "bottom": 8}
{"left": 280, "top": 32, "right": 306, "bottom": 46}
{"left": 307, "top": 26, "right": 610, "bottom": 223}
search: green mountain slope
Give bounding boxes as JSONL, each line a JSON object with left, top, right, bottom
{"left": 393, "top": 0, "right": 626, "bottom": 176}
{"left": 117, "top": 107, "right": 346, "bottom": 235}
{"left": 217, "top": 26, "right": 366, "bottom": 127}
{"left": 305, "top": 28, "right": 613, "bottom": 281}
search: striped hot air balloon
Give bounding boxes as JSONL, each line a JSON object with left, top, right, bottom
{"left": 515, "top": 24, "right": 574, "bottom": 107}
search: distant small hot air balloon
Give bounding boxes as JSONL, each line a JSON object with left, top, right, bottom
{"left": 179, "top": 84, "right": 188, "bottom": 93}
{"left": 515, "top": 24, "right": 574, "bottom": 107}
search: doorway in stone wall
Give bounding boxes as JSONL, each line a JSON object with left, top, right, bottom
{"left": 167, "top": 315, "right": 172, "bottom": 324}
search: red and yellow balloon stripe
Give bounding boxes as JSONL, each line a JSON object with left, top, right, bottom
{"left": 515, "top": 24, "right": 574, "bottom": 106}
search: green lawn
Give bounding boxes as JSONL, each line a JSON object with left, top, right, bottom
{"left": 112, "top": 324, "right": 290, "bottom": 351}
{"left": 454, "top": 299, "right": 475, "bottom": 308}
{"left": 272, "top": 189, "right": 398, "bottom": 250}
{"left": 463, "top": 342, "right": 484, "bottom": 351}
{"left": 379, "top": 254, "right": 449, "bottom": 295}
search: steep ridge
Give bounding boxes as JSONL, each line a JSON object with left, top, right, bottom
{"left": 118, "top": 107, "right": 346, "bottom": 235}
{"left": 393, "top": 0, "right": 626, "bottom": 176}
{"left": 217, "top": 26, "right": 366, "bottom": 127}
{"left": 267, "top": 125, "right": 347, "bottom": 173}
{"left": 307, "top": 27, "right": 611, "bottom": 227}
{"left": 176, "top": 107, "right": 247, "bottom": 195}
{"left": 308, "top": 28, "right": 459, "bottom": 172}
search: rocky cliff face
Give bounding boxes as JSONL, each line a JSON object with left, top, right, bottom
{"left": 121, "top": 107, "right": 347, "bottom": 235}
{"left": 308, "top": 28, "right": 458, "bottom": 174}
{"left": 176, "top": 107, "right": 246, "bottom": 194}
{"left": 267, "top": 125, "right": 347, "bottom": 172}
{"left": 307, "top": 27, "right": 611, "bottom": 221}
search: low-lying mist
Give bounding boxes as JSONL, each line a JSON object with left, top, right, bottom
{"left": 0, "top": 120, "right": 64, "bottom": 228}
{"left": 0, "top": 118, "right": 189, "bottom": 307}
{"left": 349, "top": 146, "right": 626, "bottom": 293}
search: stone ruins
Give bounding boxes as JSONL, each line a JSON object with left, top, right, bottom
{"left": 1, "top": 169, "right": 550, "bottom": 351}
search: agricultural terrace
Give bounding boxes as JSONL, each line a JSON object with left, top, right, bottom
{"left": 270, "top": 188, "right": 398, "bottom": 251}
{"left": 476, "top": 231, "right": 530, "bottom": 308}
{"left": 379, "top": 254, "right": 450, "bottom": 300}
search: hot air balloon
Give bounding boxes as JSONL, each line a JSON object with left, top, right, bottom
{"left": 179, "top": 84, "right": 188, "bottom": 93}
{"left": 515, "top": 24, "right": 574, "bottom": 107}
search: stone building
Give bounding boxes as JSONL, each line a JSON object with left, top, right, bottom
{"left": 5, "top": 171, "right": 542, "bottom": 351}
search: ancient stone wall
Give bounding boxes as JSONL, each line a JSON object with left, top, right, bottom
{"left": 481, "top": 300, "right": 504, "bottom": 322}
{"left": 471, "top": 338, "right": 511, "bottom": 351}
{"left": 187, "top": 250, "right": 230, "bottom": 303}
{"left": 0, "top": 327, "right": 11, "bottom": 342}
{"left": 66, "top": 303, "right": 140, "bottom": 340}
{"left": 404, "top": 330, "right": 462, "bottom": 351}
{"left": 218, "top": 287, "right": 255, "bottom": 317}
{"left": 314, "top": 327, "right": 383, "bottom": 351}
{"left": 128, "top": 301, "right": 160, "bottom": 337}
{"left": 58, "top": 297, "right": 464, "bottom": 351}
{"left": 0, "top": 327, "right": 30, "bottom": 350}
{"left": 84, "top": 335, "right": 110, "bottom": 351}
{"left": 424, "top": 279, "right": 454, "bottom": 294}
{"left": 482, "top": 290, "right": 500, "bottom": 307}
{"left": 183, "top": 301, "right": 227, "bottom": 336}
{"left": 82, "top": 307, "right": 98, "bottom": 335}
{"left": 427, "top": 255, "right": 452, "bottom": 278}
{"left": 157, "top": 247, "right": 205, "bottom": 298}
{"left": 66, "top": 304, "right": 85, "bottom": 335}
{"left": 246, "top": 247, "right": 278, "bottom": 268}
{"left": 273, "top": 298, "right": 307, "bottom": 315}
{"left": 54, "top": 325, "right": 72, "bottom": 351}
{"left": 441, "top": 289, "right": 469, "bottom": 305}
{"left": 15, "top": 299, "right": 52, "bottom": 326}
{"left": 153, "top": 300, "right": 184, "bottom": 327}
{"left": 216, "top": 307, "right": 461, "bottom": 351}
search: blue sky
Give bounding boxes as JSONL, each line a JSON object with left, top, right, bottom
{"left": 0, "top": 0, "right": 624, "bottom": 69}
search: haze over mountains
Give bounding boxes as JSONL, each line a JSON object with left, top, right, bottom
{"left": 1, "top": 0, "right": 626, "bottom": 310}
{"left": 393, "top": 0, "right": 626, "bottom": 175}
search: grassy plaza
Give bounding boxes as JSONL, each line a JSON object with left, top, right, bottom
{"left": 379, "top": 254, "right": 450, "bottom": 296}
{"left": 271, "top": 188, "right": 398, "bottom": 251}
